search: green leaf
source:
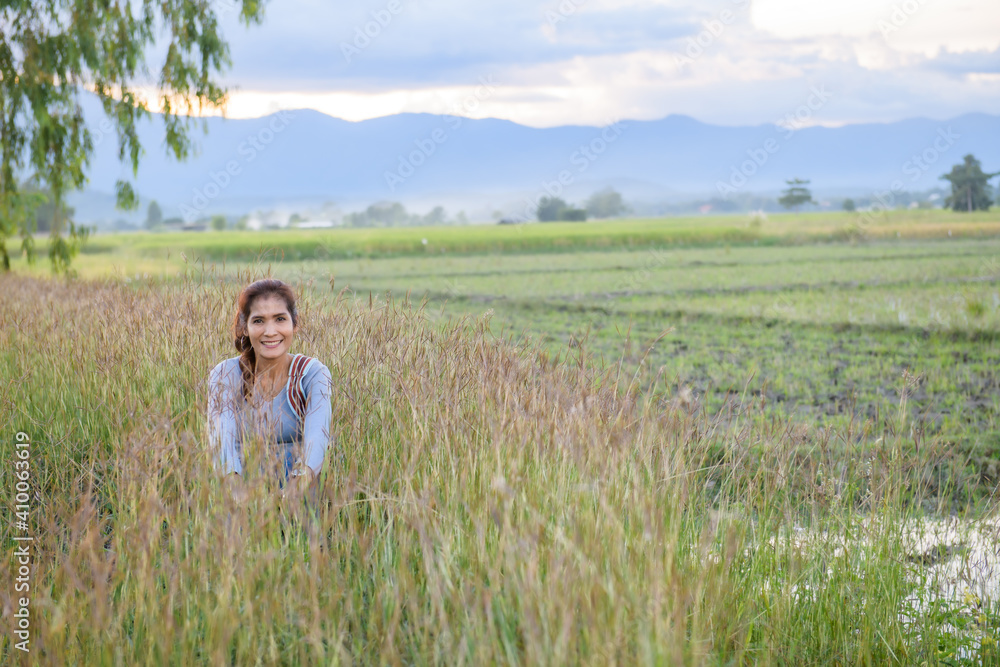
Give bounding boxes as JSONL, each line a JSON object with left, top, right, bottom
{"left": 1, "top": 0, "right": 268, "bottom": 273}
{"left": 115, "top": 180, "right": 139, "bottom": 211}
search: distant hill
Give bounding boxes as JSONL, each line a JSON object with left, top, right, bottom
{"left": 72, "top": 94, "right": 1000, "bottom": 221}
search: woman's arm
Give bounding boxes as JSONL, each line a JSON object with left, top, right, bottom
{"left": 208, "top": 361, "right": 243, "bottom": 476}
{"left": 299, "top": 362, "right": 334, "bottom": 477}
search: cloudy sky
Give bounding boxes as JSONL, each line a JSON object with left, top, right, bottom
{"left": 195, "top": 0, "right": 999, "bottom": 128}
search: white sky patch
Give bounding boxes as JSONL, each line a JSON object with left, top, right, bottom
{"left": 752, "top": 0, "right": 1000, "bottom": 56}
{"left": 752, "top": 0, "right": 898, "bottom": 38}
{"left": 222, "top": 90, "right": 417, "bottom": 121}
{"left": 216, "top": 85, "right": 607, "bottom": 126}
{"left": 967, "top": 73, "right": 1000, "bottom": 84}
{"left": 199, "top": 84, "right": 512, "bottom": 123}
{"left": 882, "top": 4, "right": 1000, "bottom": 56}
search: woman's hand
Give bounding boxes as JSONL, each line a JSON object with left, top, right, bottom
{"left": 226, "top": 473, "right": 249, "bottom": 505}
{"left": 280, "top": 465, "right": 317, "bottom": 505}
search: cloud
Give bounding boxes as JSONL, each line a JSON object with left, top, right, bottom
{"left": 218, "top": 0, "right": 698, "bottom": 89}
{"left": 196, "top": 0, "right": 1000, "bottom": 127}
{"left": 923, "top": 48, "right": 1000, "bottom": 76}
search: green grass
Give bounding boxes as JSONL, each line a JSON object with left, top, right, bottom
{"left": 11, "top": 209, "right": 1000, "bottom": 275}
{"left": 308, "top": 232, "right": 998, "bottom": 485}
{"left": 334, "top": 244, "right": 996, "bottom": 301}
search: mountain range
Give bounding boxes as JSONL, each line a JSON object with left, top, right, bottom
{"left": 70, "top": 94, "right": 1000, "bottom": 222}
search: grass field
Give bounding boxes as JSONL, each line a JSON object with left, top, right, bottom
{"left": 11, "top": 208, "right": 1000, "bottom": 280}
{"left": 2, "top": 209, "right": 999, "bottom": 663}
{"left": 322, "top": 232, "right": 1000, "bottom": 501}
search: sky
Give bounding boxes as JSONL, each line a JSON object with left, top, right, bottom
{"left": 159, "top": 0, "right": 1000, "bottom": 128}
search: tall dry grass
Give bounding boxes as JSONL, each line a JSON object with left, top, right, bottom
{"left": 0, "top": 266, "right": 996, "bottom": 665}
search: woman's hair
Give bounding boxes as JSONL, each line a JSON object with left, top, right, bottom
{"left": 231, "top": 279, "right": 299, "bottom": 401}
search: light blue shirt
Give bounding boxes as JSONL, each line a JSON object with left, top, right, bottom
{"left": 207, "top": 356, "right": 334, "bottom": 480}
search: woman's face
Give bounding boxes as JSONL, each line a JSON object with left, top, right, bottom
{"left": 247, "top": 294, "right": 296, "bottom": 363}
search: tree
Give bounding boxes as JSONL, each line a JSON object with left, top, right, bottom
{"left": 145, "top": 201, "right": 163, "bottom": 230}
{"left": 941, "top": 154, "right": 998, "bottom": 212}
{"left": 345, "top": 211, "right": 368, "bottom": 228}
{"left": 211, "top": 215, "right": 227, "bottom": 231}
{"left": 366, "top": 201, "right": 408, "bottom": 227}
{"left": 423, "top": 205, "right": 447, "bottom": 225}
{"left": 34, "top": 196, "right": 76, "bottom": 234}
{"left": 537, "top": 196, "right": 568, "bottom": 222}
{"left": 778, "top": 179, "right": 814, "bottom": 210}
{"left": 560, "top": 208, "right": 587, "bottom": 222}
{"left": 842, "top": 198, "right": 856, "bottom": 212}
{"left": 14, "top": 183, "right": 76, "bottom": 233}
{"left": 1, "top": 0, "right": 268, "bottom": 273}
{"left": 345, "top": 201, "right": 410, "bottom": 228}
{"left": 585, "top": 187, "right": 626, "bottom": 218}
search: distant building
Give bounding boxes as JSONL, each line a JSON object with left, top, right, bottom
{"left": 246, "top": 210, "right": 298, "bottom": 230}
{"left": 296, "top": 220, "right": 342, "bottom": 229}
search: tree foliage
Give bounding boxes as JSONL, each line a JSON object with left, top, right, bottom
{"left": 423, "top": 205, "right": 447, "bottom": 225}
{"left": 10, "top": 182, "right": 75, "bottom": 233}
{"left": 346, "top": 201, "right": 409, "bottom": 228}
{"left": 536, "top": 196, "right": 587, "bottom": 222}
{"left": 778, "top": 178, "right": 814, "bottom": 211}
{"left": 145, "top": 200, "right": 162, "bottom": 229}
{"left": 941, "top": 154, "right": 998, "bottom": 212}
{"left": 0, "top": 0, "right": 268, "bottom": 273}
{"left": 585, "top": 187, "right": 626, "bottom": 219}
{"left": 537, "top": 196, "right": 567, "bottom": 222}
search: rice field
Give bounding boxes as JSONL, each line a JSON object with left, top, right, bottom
{"left": 303, "top": 232, "right": 1000, "bottom": 486}
{"left": 2, "top": 210, "right": 999, "bottom": 664}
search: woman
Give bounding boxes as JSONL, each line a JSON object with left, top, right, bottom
{"left": 207, "top": 279, "right": 334, "bottom": 505}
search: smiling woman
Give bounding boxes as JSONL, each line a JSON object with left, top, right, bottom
{"left": 206, "top": 278, "right": 334, "bottom": 505}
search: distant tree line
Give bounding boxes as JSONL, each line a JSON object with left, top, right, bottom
{"left": 777, "top": 154, "right": 999, "bottom": 214}
{"left": 535, "top": 187, "right": 628, "bottom": 222}
{"left": 344, "top": 202, "right": 467, "bottom": 228}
